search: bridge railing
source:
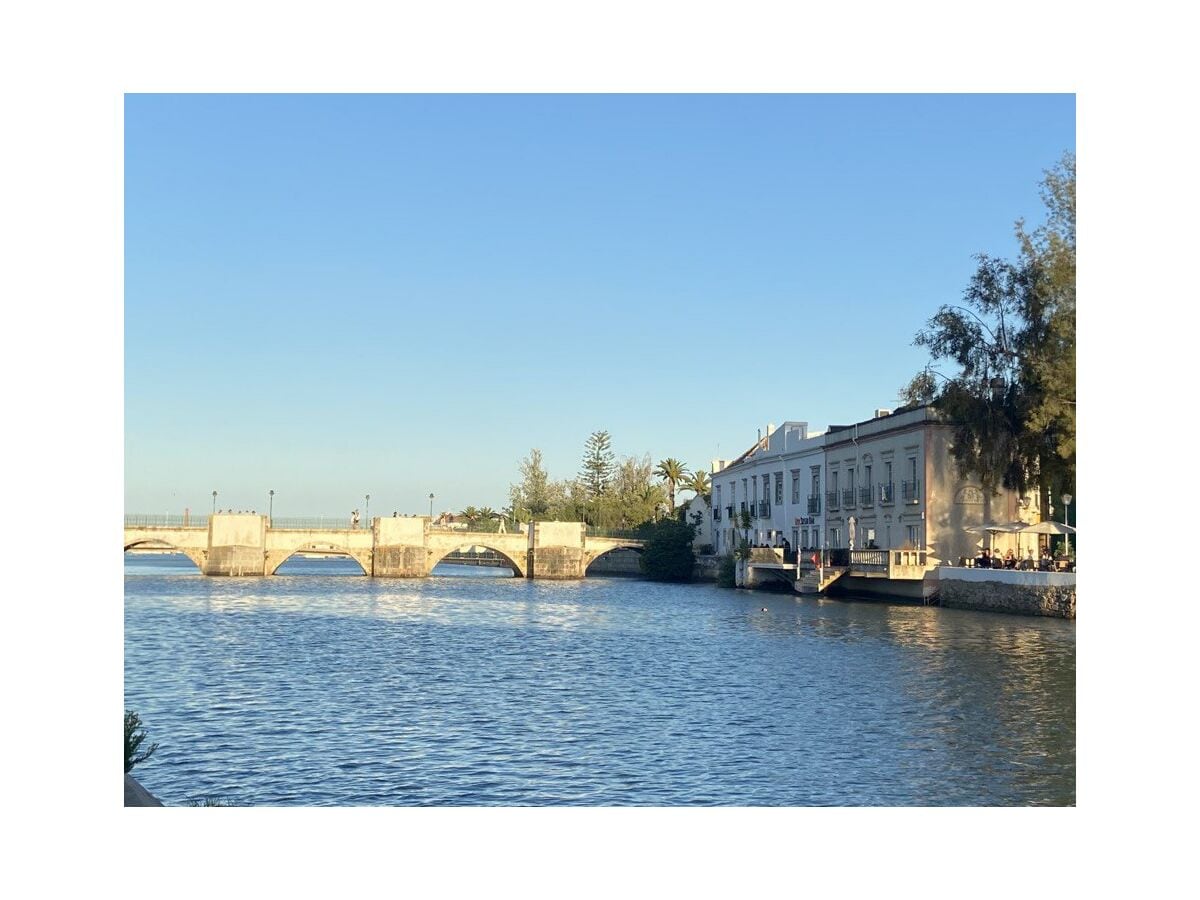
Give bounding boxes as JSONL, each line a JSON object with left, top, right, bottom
{"left": 268, "top": 516, "right": 363, "bottom": 531}
{"left": 124, "top": 514, "right": 210, "bottom": 528}
{"left": 585, "top": 527, "right": 643, "bottom": 540}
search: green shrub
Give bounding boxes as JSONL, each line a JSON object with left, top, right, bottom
{"left": 717, "top": 554, "right": 736, "bottom": 588}
{"left": 124, "top": 710, "right": 159, "bottom": 774}
{"left": 636, "top": 518, "right": 696, "bottom": 582}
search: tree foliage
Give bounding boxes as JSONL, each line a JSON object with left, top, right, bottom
{"left": 579, "top": 431, "right": 616, "bottom": 500}
{"left": 506, "top": 438, "right": 683, "bottom": 529}
{"left": 681, "top": 469, "right": 711, "bottom": 501}
{"left": 636, "top": 518, "right": 697, "bottom": 581}
{"left": 124, "top": 709, "right": 159, "bottom": 774}
{"left": 655, "top": 458, "right": 689, "bottom": 512}
{"left": 510, "top": 448, "right": 552, "bottom": 517}
{"left": 905, "top": 152, "right": 1075, "bottom": 502}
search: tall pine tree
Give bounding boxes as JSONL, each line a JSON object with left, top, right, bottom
{"left": 579, "top": 430, "right": 615, "bottom": 499}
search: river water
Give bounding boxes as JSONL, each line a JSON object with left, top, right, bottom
{"left": 124, "top": 555, "right": 1075, "bottom": 806}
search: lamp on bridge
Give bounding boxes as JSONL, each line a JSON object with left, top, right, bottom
{"left": 269, "top": 489, "right": 274, "bottom": 523}
{"left": 212, "top": 490, "right": 217, "bottom": 515}
{"left": 365, "top": 493, "right": 370, "bottom": 526}
{"left": 429, "top": 492, "right": 434, "bottom": 519}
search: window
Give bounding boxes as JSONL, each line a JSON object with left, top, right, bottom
{"left": 907, "top": 524, "right": 919, "bottom": 546}
{"left": 864, "top": 465, "right": 872, "bottom": 489}
{"left": 791, "top": 472, "right": 800, "bottom": 504}
{"left": 830, "top": 527, "right": 842, "bottom": 548}
{"left": 775, "top": 473, "right": 783, "bottom": 505}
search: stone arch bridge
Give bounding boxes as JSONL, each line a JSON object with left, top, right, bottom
{"left": 124, "top": 513, "right": 643, "bottom": 579}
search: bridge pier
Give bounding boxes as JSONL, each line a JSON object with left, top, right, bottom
{"left": 373, "top": 517, "right": 432, "bottom": 577}
{"left": 204, "top": 514, "right": 268, "bottom": 576}
{"left": 528, "top": 522, "right": 588, "bottom": 579}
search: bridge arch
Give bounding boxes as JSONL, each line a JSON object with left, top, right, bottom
{"left": 124, "top": 540, "right": 206, "bottom": 573}
{"left": 267, "top": 543, "right": 371, "bottom": 576}
{"left": 427, "top": 542, "right": 526, "bottom": 577}
{"left": 584, "top": 543, "right": 644, "bottom": 576}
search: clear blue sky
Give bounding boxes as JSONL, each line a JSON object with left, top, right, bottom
{"left": 125, "top": 94, "right": 1074, "bottom": 518}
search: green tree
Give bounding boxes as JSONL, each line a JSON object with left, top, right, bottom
{"left": 458, "top": 505, "right": 482, "bottom": 528}
{"left": 905, "top": 152, "right": 1075, "bottom": 506}
{"left": 635, "top": 518, "right": 697, "bottom": 582}
{"left": 654, "top": 458, "right": 689, "bottom": 512}
{"left": 681, "top": 469, "right": 711, "bottom": 501}
{"left": 511, "top": 448, "right": 552, "bottom": 517}
{"left": 124, "top": 709, "right": 158, "bottom": 774}
{"left": 477, "top": 506, "right": 498, "bottom": 532}
{"left": 579, "top": 431, "right": 616, "bottom": 500}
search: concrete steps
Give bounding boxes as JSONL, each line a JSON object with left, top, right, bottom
{"left": 795, "top": 567, "right": 848, "bottom": 595}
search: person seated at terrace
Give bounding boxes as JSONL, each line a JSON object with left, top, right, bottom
{"left": 977, "top": 548, "right": 992, "bottom": 568}
{"left": 1039, "top": 548, "right": 1053, "bottom": 571}
{"left": 1003, "top": 549, "right": 1016, "bottom": 569}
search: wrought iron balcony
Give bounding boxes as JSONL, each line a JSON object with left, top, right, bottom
{"left": 825, "top": 490, "right": 839, "bottom": 510}
{"left": 859, "top": 485, "right": 873, "bottom": 506}
{"left": 901, "top": 479, "right": 921, "bottom": 503}
{"left": 878, "top": 482, "right": 895, "bottom": 504}
{"left": 807, "top": 496, "right": 821, "bottom": 515}
{"left": 841, "top": 488, "right": 856, "bottom": 507}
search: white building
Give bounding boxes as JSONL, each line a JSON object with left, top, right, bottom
{"left": 711, "top": 406, "right": 1036, "bottom": 566}
{"left": 711, "top": 421, "right": 827, "bottom": 557}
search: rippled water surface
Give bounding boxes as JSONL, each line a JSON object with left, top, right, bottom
{"left": 125, "top": 555, "right": 1075, "bottom": 806}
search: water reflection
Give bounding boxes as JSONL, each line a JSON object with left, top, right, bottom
{"left": 126, "top": 556, "right": 1075, "bottom": 806}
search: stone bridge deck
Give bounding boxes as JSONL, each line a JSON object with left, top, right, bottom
{"left": 124, "top": 514, "right": 642, "bottom": 578}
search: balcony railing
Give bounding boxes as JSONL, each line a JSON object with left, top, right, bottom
{"left": 901, "top": 479, "right": 921, "bottom": 503}
{"left": 858, "top": 485, "right": 873, "bottom": 506}
{"left": 841, "top": 488, "right": 856, "bottom": 507}
{"left": 807, "top": 496, "right": 821, "bottom": 515}
{"left": 878, "top": 482, "right": 895, "bottom": 504}
{"left": 825, "top": 490, "right": 839, "bottom": 510}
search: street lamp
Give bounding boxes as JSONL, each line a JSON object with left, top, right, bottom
{"left": 269, "top": 489, "right": 274, "bottom": 523}
{"left": 1061, "top": 493, "right": 1073, "bottom": 558}
{"left": 429, "top": 492, "right": 434, "bottom": 519}
{"left": 365, "top": 493, "right": 370, "bottom": 526}
{"left": 212, "top": 490, "right": 217, "bottom": 515}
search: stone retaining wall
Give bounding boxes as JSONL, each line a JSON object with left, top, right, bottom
{"left": 937, "top": 568, "right": 1076, "bottom": 619}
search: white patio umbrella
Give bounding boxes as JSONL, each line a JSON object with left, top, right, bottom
{"left": 968, "top": 522, "right": 1024, "bottom": 553}
{"left": 1019, "top": 521, "right": 1077, "bottom": 535}
{"left": 1020, "top": 520, "right": 1077, "bottom": 560}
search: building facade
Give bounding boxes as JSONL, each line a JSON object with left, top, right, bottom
{"left": 711, "top": 421, "right": 826, "bottom": 557}
{"left": 713, "top": 406, "right": 1036, "bottom": 566}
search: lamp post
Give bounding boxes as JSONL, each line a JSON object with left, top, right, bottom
{"left": 365, "top": 493, "right": 370, "bottom": 527}
{"left": 212, "top": 490, "right": 217, "bottom": 515}
{"left": 269, "top": 489, "right": 274, "bottom": 523}
{"left": 1061, "top": 493, "right": 1072, "bottom": 558}
{"left": 429, "top": 492, "right": 434, "bottom": 519}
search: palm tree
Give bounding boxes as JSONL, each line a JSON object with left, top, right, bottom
{"left": 478, "top": 507, "right": 497, "bottom": 531}
{"left": 682, "top": 469, "right": 711, "bottom": 501}
{"left": 458, "top": 506, "right": 481, "bottom": 529}
{"left": 655, "top": 458, "right": 689, "bottom": 513}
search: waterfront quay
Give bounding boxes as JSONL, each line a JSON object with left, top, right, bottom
{"left": 123, "top": 512, "right": 642, "bottom": 579}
